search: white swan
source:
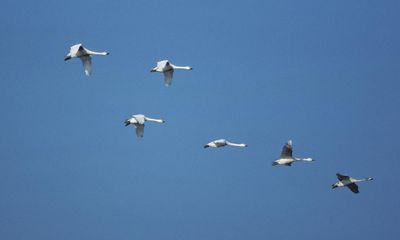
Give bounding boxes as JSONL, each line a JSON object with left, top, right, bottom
{"left": 272, "top": 140, "right": 314, "bottom": 166}
{"left": 204, "top": 139, "right": 247, "bottom": 148}
{"left": 150, "top": 60, "right": 192, "bottom": 86}
{"left": 332, "top": 173, "right": 373, "bottom": 194}
{"left": 64, "top": 43, "right": 110, "bottom": 76}
{"left": 124, "top": 114, "right": 165, "bottom": 138}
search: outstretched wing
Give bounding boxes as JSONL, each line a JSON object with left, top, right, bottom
{"left": 69, "top": 44, "right": 83, "bottom": 55}
{"left": 336, "top": 173, "right": 350, "bottom": 181}
{"left": 163, "top": 69, "right": 174, "bottom": 86}
{"left": 346, "top": 183, "right": 359, "bottom": 193}
{"left": 157, "top": 60, "right": 169, "bottom": 69}
{"left": 280, "top": 141, "right": 293, "bottom": 158}
{"left": 80, "top": 55, "right": 92, "bottom": 76}
{"left": 134, "top": 124, "right": 145, "bottom": 138}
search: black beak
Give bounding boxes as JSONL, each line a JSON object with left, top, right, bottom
{"left": 150, "top": 69, "right": 156, "bottom": 72}
{"left": 272, "top": 162, "right": 278, "bottom": 166}
{"left": 64, "top": 56, "right": 71, "bottom": 61}
{"left": 124, "top": 121, "right": 130, "bottom": 126}
{"left": 332, "top": 185, "right": 337, "bottom": 189}
{"left": 204, "top": 145, "right": 209, "bottom": 148}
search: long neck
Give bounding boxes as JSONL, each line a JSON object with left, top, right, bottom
{"left": 86, "top": 50, "right": 109, "bottom": 56}
{"left": 355, "top": 177, "right": 373, "bottom": 183}
{"left": 171, "top": 64, "right": 192, "bottom": 70}
{"left": 294, "top": 157, "right": 313, "bottom": 162}
{"left": 145, "top": 117, "right": 164, "bottom": 123}
{"left": 226, "top": 141, "right": 247, "bottom": 147}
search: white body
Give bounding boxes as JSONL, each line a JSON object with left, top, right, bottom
{"left": 150, "top": 60, "right": 192, "bottom": 86}
{"left": 274, "top": 158, "right": 295, "bottom": 166}
{"left": 125, "top": 114, "right": 165, "bottom": 138}
{"left": 272, "top": 140, "right": 314, "bottom": 166}
{"left": 204, "top": 139, "right": 247, "bottom": 148}
{"left": 64, "top": 43, "right": 110, "bottom": 76}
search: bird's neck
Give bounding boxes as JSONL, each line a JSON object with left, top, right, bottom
{"left": 355, "top": 178, "right": 373, "bottom": 183}
{"left": 145, "top": 117, "right": 164, "bottom": 123}
{"left": 294, "top": 157, "right": 313, "bottom": 162}
{"left": 86, "top": 50, "right": 109, "bottom": 56}
{"left": 171, "top": 65, "right": 191, "bottom": 70}
{"left": 226, "top": 142, "right": 246, "bottom": 147}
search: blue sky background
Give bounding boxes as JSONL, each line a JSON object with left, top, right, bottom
{"left": 1, "top": 0, "right": 399, "bottom": 239}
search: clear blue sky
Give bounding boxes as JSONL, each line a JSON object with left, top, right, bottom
{"left": 1, "top": 0, "right": 399, "bottom": 239}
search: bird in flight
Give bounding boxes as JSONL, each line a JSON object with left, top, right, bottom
{"left": 64, "top": 43, "right": 110, "bottom": 76}
{"left": 332, "top": 173, "right": 373, "bottom": 194}
{"left": 124, "top": 114, "right": 165, "bottom": 138}
{"left": 272, "top": 140, "right": 314, "bottom": 166}
{"left": 150, "top": 60, "right": 192, "bottom": 86}
{"left": 204, "top": 139, "right": 247, "bottom": 148}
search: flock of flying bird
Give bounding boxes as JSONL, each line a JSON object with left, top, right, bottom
{"left": 64, "top": 43, "right": 374, "bottom": 194}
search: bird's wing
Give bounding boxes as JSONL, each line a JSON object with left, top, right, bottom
{"left": 133, "top": 115, "right": 145, "bottom": 124}
{"left": 336, "top": 173, "right": 350, "bottom": 181}
{"left": 70, "top": 44, "right": 82, "bottom": 55}
{"left": 157, "top": 60, "right": 169, "bottom": 69}
{"left": 134, "top": 124, "right": 145, "bottom": 138}
{"left": 346, "top": 183, "right": 359, "bottom": 193}
{"left": 280, "top": 141, "right": 293, "bottom": 158}
{"left": 80, "top": 55, "right": 92, "bottom": 76}
{"left": 163, "top": 69, "right": 174, "bottom": 86}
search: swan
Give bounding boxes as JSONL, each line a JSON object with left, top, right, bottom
{"left": 64, "top": 43, "right": 110, "bottom": 76}
{"left": 272, "top": 140, "right": 314, "bottom": 166}
{"left": 124, "top": 114, "right": 165, "bottom": 138}
{"left": 204, "top": 139, "right": 247, "bottom": 148}
{"left": 150, "top": 60, "right": 192, "bottom": 86}
{"left": 332, "top": 173, "right": 373, "bottom": 194}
